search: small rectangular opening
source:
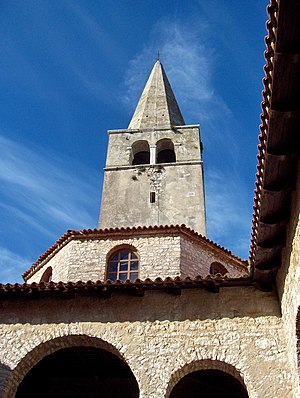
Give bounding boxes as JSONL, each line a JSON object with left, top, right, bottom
{"left": 150, "top": 192, "right": 156, "bottom": 203}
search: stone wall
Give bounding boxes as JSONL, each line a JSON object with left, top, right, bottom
{"left": 180, "top": 235, "right": 248, "bottom": 277}
{"left": 100, "top": 125, "right": 206, "bottom": 235}
{"left": 276, "top": 161, "right": 300, "bottom": 396}
{"left": 0, "top": 286, "right": 294, "bottom": 398}
{"left": 26, "top": 233, "right": 246, "bottom": 284}
{"left": 105, "top": 126, "right": 202, "bottom": 167}
{"left": 100, "top": 163, "right": 206, "bottom": 235}
{"left": 27, "top": 235, "right": 182, "bottom": 283}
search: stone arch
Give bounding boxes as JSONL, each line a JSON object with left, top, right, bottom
{"left": 3, "top": 334, "right": 139, "bottom": 398}
{"left": 156, "top": 138, "right": 176, "bottom": 163}
{"left": 131, "top": 140, "right": 150, "bottom": 165}
{"left": 165, "top": 359, "right": 249, "bottom": 398}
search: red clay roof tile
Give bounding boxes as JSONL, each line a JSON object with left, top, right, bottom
{"left": 0, "top": 275, "right": 252, "bottom": 300}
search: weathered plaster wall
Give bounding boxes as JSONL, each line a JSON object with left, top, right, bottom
{"left": 0, "top": 286, "right": 293, "bottom": 398}
{"left": 26, "top": 234, "right": 246, "bottom": 284}
{"left": 100, "top": 163, "right": 205, "bottom": 234}
{"left": 100, "top": 126, "right": 206, "bottom": 235}
{"left": 276, "top": 161, "right": 300, "bottom": 396}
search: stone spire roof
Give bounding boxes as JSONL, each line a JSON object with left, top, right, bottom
{"left": 128, "top": 60, "right": 185, "bottom": 129}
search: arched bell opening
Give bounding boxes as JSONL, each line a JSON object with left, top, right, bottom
{"left": 169, "top": 369, "right": 249, "bottom": 398}
{"left": 15, "top": 346, "right": 139, "bottom": 398}
{"left": 156, "top": 138, "right": 176, "bottom": 164}
{"left": 131, "top": 140, "right": 150, "bottom": 165}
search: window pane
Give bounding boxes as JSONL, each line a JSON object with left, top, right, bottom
{"left": 119, "top": 251, "right": 129, "bottom": 260}
{"left": 108, "top": 261, "right": 118, "bottom": 272}
{"left": 107, "top": 273, "right": 117, "bottom": 281}
{"left": 107, "top": 250, "right": 139, "bottom": 281}
{"left": 130, "top": 273, "right": 138, "bottom": 281}
{"left": 120, "top": 262, "right": 128, "bottom": 271}
{"left": 119, "top": 273, "right": 127, "bottom": 281}
{"left": 130, "top": 261, "right": 139, "bottom": 270}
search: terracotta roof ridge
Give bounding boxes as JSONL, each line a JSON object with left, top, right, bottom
{"left": 249, "top": 0, "right": 279, "bottom": 269}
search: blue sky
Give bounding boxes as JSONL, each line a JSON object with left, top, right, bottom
{"left": 0, "top": 1, "right": 268, "bottom": 283}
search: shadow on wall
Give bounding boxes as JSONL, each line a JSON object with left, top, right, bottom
{"left": 0, "top": 286, "right": 281, "bottom": 325}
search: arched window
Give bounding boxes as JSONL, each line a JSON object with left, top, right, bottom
{"left": 210, "top": 262, "right": 228, "bottom": 276}
{"left": 156, "top": 138, "right": 176, "bottom": 163}
{"left": 131, "top": 140, "right": 150, "bottom": 165}
{"left": 107, "top": 248, "right": 139, "bottom": 281}
{"left": 39, "top": 266, "right": 52, "bottom": 283}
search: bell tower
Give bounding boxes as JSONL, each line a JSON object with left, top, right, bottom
{"left": 99, "top": 60, "right": 206, "bottom": 235}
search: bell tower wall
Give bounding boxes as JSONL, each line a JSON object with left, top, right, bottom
{"left": 99, "top": 125, "right": 206, "bottom": 235}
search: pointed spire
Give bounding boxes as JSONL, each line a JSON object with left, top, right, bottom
{"left": 128, "top": 60, "right": 185, "bottom": 129}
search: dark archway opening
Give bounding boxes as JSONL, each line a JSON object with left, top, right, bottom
{"left": 132, "top": 151, "right": 150, "bottom": 165}
{"left": 169, "top": 369, "right": 248, "bottom": 398}
{"left": 131, "top": 140, "right": 150, "bottom": 165}
{"left": 156, "top": 138, "right": 176, "bottom": 164}
{"left": 16, "top": 346, "right": 139, "bottom": 398}
{"left": 157, "top": 149, "right": 176, "bottom": 163}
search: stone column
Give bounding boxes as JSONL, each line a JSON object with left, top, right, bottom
{"left": 150, "top": 145, "right": 156, "bottom": 165}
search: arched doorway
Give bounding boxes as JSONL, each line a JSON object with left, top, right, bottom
{"left": 169, "top": 368, "right": 248, "bottom": 398}
{"left": 15, "top": 345, "right": 139, "bottom": 398}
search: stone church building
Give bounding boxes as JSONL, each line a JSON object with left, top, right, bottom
{"left": 0, "top": 0, "right": 299, "bottom": 397}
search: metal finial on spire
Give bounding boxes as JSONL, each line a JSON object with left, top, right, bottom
{"left": 157, "top": 50, "right": 160, "bottom": 61}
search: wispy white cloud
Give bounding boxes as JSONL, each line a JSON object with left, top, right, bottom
{"left": 0, "top": 134, "right": 99, "bottom": 231}
{"left": 121, "top": 18, "right": 241, "bottom": 167}
{"left": 0, "top": 247, "right": 31, "bottom": 284}
{"left": 122, "top": 19, "right": 230, "bottom": 125}
{"left": 205, "top": 168, "right": 252, "bottom": 258}
{"left": 0, "top": 134, "right": 100, "bottom": 282}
